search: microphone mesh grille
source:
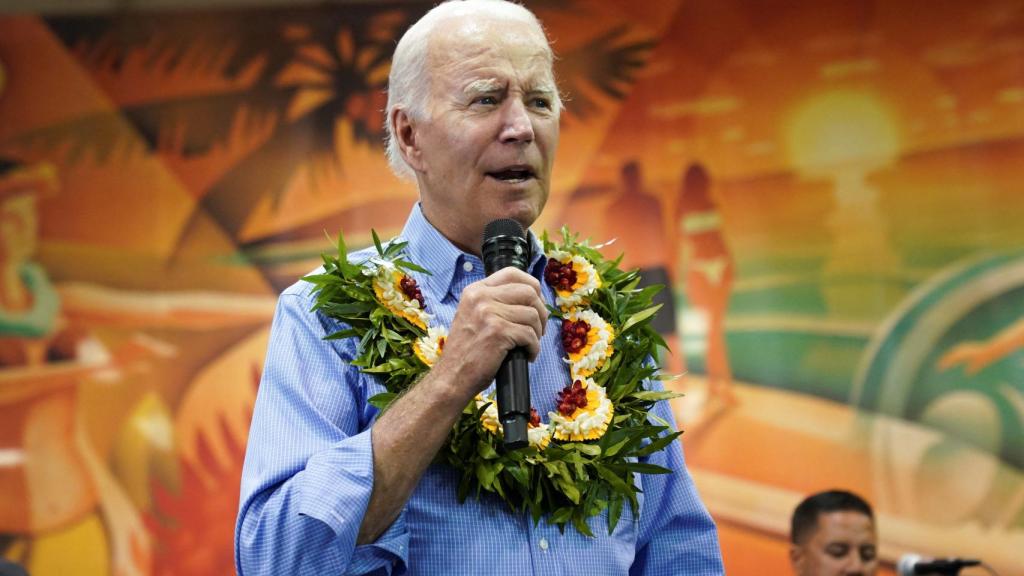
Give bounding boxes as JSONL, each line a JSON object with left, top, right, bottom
{"left": 483, "top": 218, "right": 526, "bottom": 242}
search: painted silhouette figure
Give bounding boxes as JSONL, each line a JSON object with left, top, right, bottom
{"left": 604, "top": 160, "right": 681, "bottom": 373}
{"left": 0, "top": 158, "right": 151, "bottom": 576}
{"left": 674, "top": 162, "right": 735, "bottom": 405}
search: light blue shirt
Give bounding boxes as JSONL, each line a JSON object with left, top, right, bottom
{"left": 236, "top": 204, "right": 723, "bottom": 575}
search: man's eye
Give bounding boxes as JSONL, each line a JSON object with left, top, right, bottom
{"left": 531, "top": 97, "right": 552, "bottom": 109}
{"left": 474, "top": 96, "right": 498, "bottom": 106}
{"left": 825, "top": 546, "right": 849, "bottom": 559}
{"left": 860, "top": 547, "right": 877, "bottom": 562}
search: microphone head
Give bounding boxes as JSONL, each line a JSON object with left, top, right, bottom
{"left": 897, "top": 554, "right": 922, "bottom": 576}
{"left": 481, "top": 219, "right": 530, "bottom": 275}
{"left": 483, "top": 218, "right": 526, "bottom": 243}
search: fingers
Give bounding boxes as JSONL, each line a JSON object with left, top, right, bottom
{"left": 439, "top": 269, "right": 550, "bottom": 390}
{"left": 462, "top": 276, "right": 548, "bottom": 341}
{"left": 481, "top": 267, "right": 543, "bottom": 299}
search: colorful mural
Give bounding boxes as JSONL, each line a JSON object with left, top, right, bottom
{"left": 0, "top": 1, "right": 1021, "bottom": 574}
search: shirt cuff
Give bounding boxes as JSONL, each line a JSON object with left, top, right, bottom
{"left": 296, "top": 426, "right": 409, "bottom": 575}
{"left": 345, "top": 512, "right": 409, "bottom": 576}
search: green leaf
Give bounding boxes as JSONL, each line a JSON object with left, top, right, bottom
{"left": 324, "top": 328, "right": 359, "bottom": 340}
{"left": 633, "top": 431, "right": 682, "bottom": 457}
{"left": 608, "top": 495, "right": 623, "bottom": 535}
{"left": 554, "top": 476, "right": 581, "bottom": 504}
{"left": 506, "top": 463, "right": 529, "bottom": 486}
{"left": 648, "top": 413, "right": 673, "bottom": 428}
{"left": 572, "top": 512, "right": 594, "bottom": 538}
{"left": 549, "top": 507, "right": 573, "bottom": 525}
{"left": 630, "top": 390, "right": 682, "bottom": 402}
{"left": 476, "top": 461, "right": 498, "bottom": 490}
{"left": 594, "top": 464, "right": 630, "bottom": 493}
{"left": 619, "top": 461, "right": 672, "bottom": 475}
{"left": 334, "top": 229, "right": 348, "bottom": 259}
{"left": 477, "top": 440, "right": 499, "bottom": 460}
{"left": 620, "top": 304, "right": 663, "bottom": 334}
{"left": 394, "top": 259, "right": 431, "bottom": 274}
{"left": 602, "top": 436, "right": 632, "bottom": 458}
{"left": 371, "top": 229, "right": 384, "bottom": 256}
{"left": 368, "top": 392, "right": 398, "bottom": 410}
{"left": 566, "top": 443, "right": 602, "bottom": 457}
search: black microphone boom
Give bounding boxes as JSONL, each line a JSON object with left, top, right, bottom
{"left": 482, "top": 219, "right": 532, "bottom": 449}
{"left": 897, "top": 554, "right": 982, "bottom": 575}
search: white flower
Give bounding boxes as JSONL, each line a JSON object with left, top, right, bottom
{"left": 476, "top": 394, "right": 501, "bottom": 435}
{"left": 564, "top": 308, "right": 615, "bottom": 379}
{"left": 528, "top": 421, "right": 551, "bottom": 450}
{"left": 413, "top": 326, "right": 447, "bottom": 367}
{"left": 549, "top": 378, "right": 614, "bottom": 442}
{"left": 547, "top": 249, "right": 600, "bottom": 310}
{"left": 372, "top": 268, "right": 430, "bottom": 329}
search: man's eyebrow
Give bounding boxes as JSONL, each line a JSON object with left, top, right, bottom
{"left": 464, "top": 79, "right": 504, "bottom": 95}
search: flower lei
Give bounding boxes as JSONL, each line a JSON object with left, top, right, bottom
{"left": 304, "top": 228, "right": 681, "bottom": 536}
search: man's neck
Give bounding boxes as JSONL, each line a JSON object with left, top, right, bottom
{"left": 419, "top": 201, "right": 480, "bottom": 257}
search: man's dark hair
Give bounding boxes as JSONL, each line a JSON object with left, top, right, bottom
{"left": 791, "top": 489, "right": 874, "bottom": 544}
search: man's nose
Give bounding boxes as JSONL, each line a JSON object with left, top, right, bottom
{"left": 498, "top": 98, "right": 534, "bottom": 143}
{"left": 843, "top": 555, "right": 866, "bottom": 576}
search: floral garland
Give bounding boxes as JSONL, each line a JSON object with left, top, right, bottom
{"left": 304, "top": 228, "right": 681, "bottom": 536}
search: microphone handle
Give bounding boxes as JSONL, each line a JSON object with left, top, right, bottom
{"left": 496, "top": 346, "right": 530, "bottom": 449}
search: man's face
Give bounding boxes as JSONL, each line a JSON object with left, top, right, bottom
{"left": 791, "top": 511, "right": 878, "bottom": 576}
{"left": 405, "top": 17, "right": 559, "bottom": 252}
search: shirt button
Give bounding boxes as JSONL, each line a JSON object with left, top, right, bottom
{"left": 538, "top": 537, "right": 549, "bottom": 551}
{"left": 463, "top": 261, "right": 474, "bottom": 273}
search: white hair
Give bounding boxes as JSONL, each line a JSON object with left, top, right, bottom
{"left": 384, "top": 0, "right": 560, "bottom": 180}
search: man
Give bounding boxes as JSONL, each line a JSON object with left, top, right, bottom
{"left": 790, "top": 490, "right": 879, "bottom": 576}
{"left": 235, "top": 1, "right": 722, "bottom": 574}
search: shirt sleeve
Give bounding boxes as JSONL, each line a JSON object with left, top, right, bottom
{"left": 630, "top": 376, "right": 724, "bottom": 575}
{"left": 235, "top": 287, "right": 410, "bottom": 576}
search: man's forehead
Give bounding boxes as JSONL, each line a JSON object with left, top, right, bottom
{"left": 815, "top": 510, "right": 876, "bottom": 538}
{"left": 429, "top": 17, "right": 550, "bottom": 67}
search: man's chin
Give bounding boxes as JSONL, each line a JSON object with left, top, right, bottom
{"left": 491, "top": 204, "right": 542, "bottom": 231}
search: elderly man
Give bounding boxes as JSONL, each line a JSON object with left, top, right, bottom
{"left": 235, "top": 1, "right": 722, "bottom": 574}
{"left": 790, "top": 490, "right": 879, "bottom": 576}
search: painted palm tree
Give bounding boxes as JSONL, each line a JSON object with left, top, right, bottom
{"left": 15, "top": 1, "right": 655, "bottom": 287}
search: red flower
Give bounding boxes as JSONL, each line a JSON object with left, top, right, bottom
{"left": 545, "top": 259, "right": 577, "bottom": 292}
{"left": 399, "top": 275, "right": 426, "bottom": 309}
{"left": 561, "top": 318, "right": 590, "bottom": 354}
{"left": 529, "top": 407, "right": 541, "bottom": 427}
{"left": 556, "top": 379, "right": 589, "bottom": 416}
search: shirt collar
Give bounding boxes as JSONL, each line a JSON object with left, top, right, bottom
{"left": 398, "top": 203, "right": 547, "bottom": 300}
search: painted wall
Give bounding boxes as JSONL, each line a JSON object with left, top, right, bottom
{"left": 0, "top": 1, "right": 1021, "bottom": 574}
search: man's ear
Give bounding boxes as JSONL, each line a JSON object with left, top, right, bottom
{"left": 391, "top": 107, "right": 424, "bottom": 172}
{"left": 789, "top": 544, "right": 805, "bottom": 575}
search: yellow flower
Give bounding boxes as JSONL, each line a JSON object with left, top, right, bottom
{"left": 528, "top": 420, "right": 552, "bottom": 450}
{"left": 476, "top": 395, "right": 501, "bottom": 435}
{"left": 561, "top": 308, "right": 615, "bottom": 379}
{"left": 545, "top": 250, "right": 600, "bottom": 310}
{"left": 549, "top": 378, "right": 614, "bottom": 441}
{"left": 413, "top": 326, "right": 447, "bottom": 367}
{"left": 372, "top": 268, "right": 430, "bottom": 329}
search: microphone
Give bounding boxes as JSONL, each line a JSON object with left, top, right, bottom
{"left": 897, "top": 554, "right": 981, "bottom": 575}
{"left": 481, "top": 219, "right": 532, "bottom": 450}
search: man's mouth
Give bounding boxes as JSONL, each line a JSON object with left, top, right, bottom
{"left": 487, "top": 166, "right": 536, "bottom": 183}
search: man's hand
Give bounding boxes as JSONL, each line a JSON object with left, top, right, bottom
{"left": 433, "top": 267, "right": 548, "bottom": 400}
